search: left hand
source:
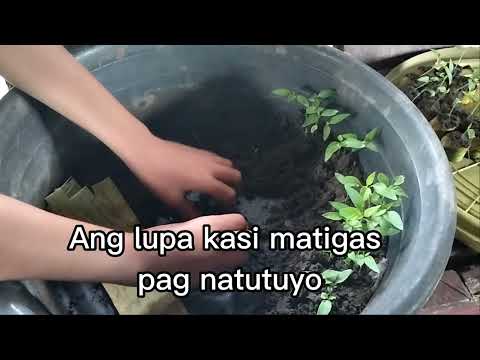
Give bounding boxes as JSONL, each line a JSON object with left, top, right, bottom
{"left": 123, "top": 133, "right": 242, "bottom": 219}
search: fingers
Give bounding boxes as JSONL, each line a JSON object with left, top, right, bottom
{"left": 199, "top": 149, "right": 233, "bottom": 167}
{"left": 194, "top": 213, "right": 248, "bottom": 232}
{"left": 211, "top": 156, "right": 233, "bottom": 167}
{"left": 199, "top": 178, "right": 237, "bottom": 206}
{"left": 175, "top": 200, "right": 200, "bottom": 220}
{"left": 174, "top": 141, "right": 233, "bottom": 167}
{"left": 191, "top": 214, "right": 249, "bottom": 271}
{"left": 212, "top": 165, "right": 242, "bottom": 187}
{"left": 163, "top": 192, "right": 200, "bottom": 220}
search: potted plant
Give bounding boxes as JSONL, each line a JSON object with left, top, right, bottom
{"left": 386, "top": 46, "right": 480, "bottom": 253}
{"left": 0, "top": 45, "right": 455, "bottom": 315}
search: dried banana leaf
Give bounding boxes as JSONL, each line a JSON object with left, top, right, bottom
{"left": 45, "top": 177, "right": 187, "bottom": 315}
{"left": 91, "top": 178, "right": 139, "bottom": 231}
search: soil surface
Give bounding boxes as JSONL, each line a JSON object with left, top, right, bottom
{"left": 184, "top": 112, "right": 387, "bottom": 315}
{"left": 403, "top": 66, "right": 480, "bottom": 149}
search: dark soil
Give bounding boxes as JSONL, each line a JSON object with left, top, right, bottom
{"left": 403, "top": 66, "right": 480, "bottom": 140}
{"left": 187, "top": 113, "right": 387, "bottom": 315}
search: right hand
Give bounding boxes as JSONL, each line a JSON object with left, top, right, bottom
{"left": 122, "top": 134, "right": 242, "bottom": 220}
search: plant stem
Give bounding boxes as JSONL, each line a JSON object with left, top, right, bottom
{"left": 468, "top": 102, "right": 480, "bottom": 119}
{"left": 449, "top": 101, "right": 458, "bottom": 116}
{"left": 456, "top": 82, "right": 470, "bottom": 92}
{"left": 414, "top": 81, "right": 430, "bottom": 91}
{"left": 418, "top": 66, "right": 435, "bottom": 78}
{"left": 453, "top": 49, "right": 466, "bottom": 74}
{"left": 412, "top": 88, "right": 428, "bottom": 102}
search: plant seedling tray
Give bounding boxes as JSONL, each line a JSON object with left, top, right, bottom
{"left": 386, "top": 47, "right": 480, "bottom": 253}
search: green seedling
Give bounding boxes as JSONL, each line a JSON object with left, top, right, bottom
{"left": 347, "top": 251, "right": 379, "bottom": 273}
{"left": 317, "top": 269, "right": 352, "bottom": 315}
{"left": 317, "top": 290, "right": 336, "bottom": 315}
{"left": 324, "top": 128, "right": 379, "bottom": 162}
{"left": 272, "top": 88, "right": 351, "bottom": 139}
{"left": 413, "top": 51, "right": 459, "bottom": 100}
{"left": 461, "top": 67, "right": 480, "bottom": 92}
{"left": 322, "top": 172, "right": 406, "bottom": 237}
{"left": 465, "top": 124, "right": 476, "bottom": 141}
{"left": 459, "top": 67, "right": 480, "bottom": 118}
{"left": 408, "top": 51, "right": 479, "bottom": 162}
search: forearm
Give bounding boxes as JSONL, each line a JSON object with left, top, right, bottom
{"left": 0, "top": 194, "right": 134, "bottom": 284}
{"left": 0, "top": 45, "right": 150, "bottom": 162}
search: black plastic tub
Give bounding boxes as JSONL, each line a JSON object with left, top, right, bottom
{"left": 0, "top": 45, "right": 456, "bottom": 314}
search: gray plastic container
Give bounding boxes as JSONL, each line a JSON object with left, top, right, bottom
{"left": 0, "top": 45, "right": 456, "bottom": 314}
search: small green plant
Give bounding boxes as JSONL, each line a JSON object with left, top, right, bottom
{"left": 317, "top": 269, "right": 353, "bottom": 315}
{"left": 272, "top": 87, "right": 381, "bottom": 161}
{"left": 272, "top": 88, "right": 351, "bottom": 139}
{"left": 465, "top": 123, "right": 476, "bottom": 141}
{"left": 404, "top": 50, "right": 479, "bottom": 163}
{"left": 322, "top": 172, "right": 406, "bottom": 236}
{"left": 273, "top": 86, "right": 406, "bottom": 316}
{"left": 413, "top": 51, "right": 459, "bottom": 100}
{"left": 346, "top": 251, "right": 379, "bottom": 273}
{"left": 459, "top": 67, "right": 480, "bottom": 118}
{"left": 324, "top": 128, "right": 379, "bottom": 162}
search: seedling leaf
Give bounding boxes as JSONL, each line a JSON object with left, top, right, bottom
{"left": 339, "top": 206, "right": 363, "bottom": 220}
{"left": 466, "top": 128, "right": 476, "bottom": 140}
{"left": 380, "top": 226, "right": 401, "bottom": 237}
{"left": 342, "top": 138, "right": 365, "bottom": 149}
{"left": 392, "top": 186, "right": 408, "bottom": 198}
{"left": 373, "top": 183, "right": 397, "bottom": 200}
{"left": 322, "top": 269, "right": 353, "bottom": 285}
{"left": 365, "top": 142, "right": 379, "bottom": 152}
{"left": 364, "top": 205, "right": 382, "bottom": 218}
{"left": 384, "top": 210, "right": 403, "bottom": 230}
{"left": 323, "top": 124, "right": 331, "bottom": 141}
{"left": 335, "top": 269, "right": 353, "bottom": 284}
{"left": 370, "top": 193, "right": 381, "bottom": 205}
{"left": 329, "top": 113, "right": 350, "bottom": 125}
{"left": 393, "top": 175, "right": 405, "bottom": 186}
{"left": 362, "top": 187, "right": 372, "bottom": 202}
{"left": 364, "top": 256, "right": 380, "bottom": 273}
{"left": 272, "top": 88, "right": 291, "bottom": 97}
{"left": 323, "top": 212, "right": 342, "bottom": 221}
{"left": 325, "top": 142, "right": 341, "bottom": 161}
{"left": 317, "top": 89, "right": 336, "bottom": 99}
{"left": 375, "top": 208, "right": 387, "bottom": 216}
{"left": 321, "top": 109, "right": 339, "bottom": 117}
{"left": 377, "top": 173, "right": 390, "bottom": 185}
{"left": 365, "top": 128, "right": 380, "bottom": 142}
{"left": 345, "top": 186, "right": 364, "bottom": 210}
{"left": 317, "top": 300, "right": 332, "bottom": 315}
{"left": 330, "top": 201, "right": 349, "bottom": 211}
{"left": 303, "top": 114, "right": 319, "bottom": 127}
{"left": 366, "top": 172, "right": 376, "bottom": 186}
{"left": 340, "top": 133, "right": 357, "bottom": 140}
{"left": 296, "top": 95, "right": 309, "bottom": 107}
{"left": 335, "top": 173, "right": 362, "bottom": 187}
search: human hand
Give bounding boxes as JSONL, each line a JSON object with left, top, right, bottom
{"left": 122, "top": 214, "right": 249, "bottom": 285}
{"left": 122, "top": 133, "right": 242, "bottom": 220}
